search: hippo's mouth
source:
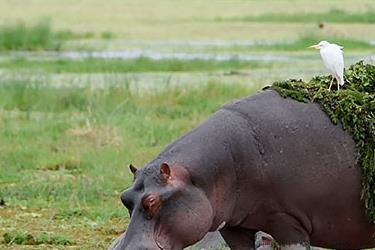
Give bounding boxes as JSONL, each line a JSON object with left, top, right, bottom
{"left": 108, "top": 232, "right": 165, "bottom": 250}
{"left": 153, "top": 229, "right": 181, "bottom": 250}
{"left": 154, "top": 234, "right": 173, "bottom": 250}
{"left": 155, "top": 239, "right": 164, "bottom": 250}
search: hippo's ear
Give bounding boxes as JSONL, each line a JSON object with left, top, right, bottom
{"left": 160, "top": 163, "right": 171, "bottom": 180}
{"left": 129, "top": 164, "right": 138, "bottom": 175}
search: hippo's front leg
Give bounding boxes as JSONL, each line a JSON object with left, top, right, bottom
{"left": 220, "top": 227, "right": 256, "bottom": 250}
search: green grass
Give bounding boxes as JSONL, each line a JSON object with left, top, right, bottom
{"left": 1, "top": 80, "right": 256, "bottom": 203}
{"left": 262, "top": 35, "right": 374, "bottom": 51}
{"left": 0, "top": 20, "right": 109, "bottom": 51}
{"left": 0, "top": 20, "right": 63, "bottom": 51}
{"left": 0, "top": 79, "right": 258, "bottom": 248}
{"left": 201, "top": 35, "right": 374, "bottom": 52}
{"left": 0, "top": 57, "right": 272, "bottom": 73}
{"left": 216, "top": 9, "right": 375, "bottom": 23}
{"left": 0, "top": 0, "right": 373, "bottom": 42}
{"left": 3, "top": 231, "right": 72, "bottom": 246}
{"left": 100, "top": 31, "right": 116, "bottom": 40}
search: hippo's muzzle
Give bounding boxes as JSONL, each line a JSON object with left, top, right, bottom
{"left": 108, "top": 232, "right": 163, "bottom": 250}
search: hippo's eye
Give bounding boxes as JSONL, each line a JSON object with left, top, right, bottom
{"left": 142, "top": 193, "right": 161, "bottom": 219}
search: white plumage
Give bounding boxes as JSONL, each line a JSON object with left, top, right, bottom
{"left": 309, "top": 40, "right": 345, "bottom": 91}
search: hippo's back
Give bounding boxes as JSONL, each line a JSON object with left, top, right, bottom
{"left": 221, "top": 90, "right": 356, "bottom": 172}
{"left": 222, "top": 90, "right": 373, "bottom": 248}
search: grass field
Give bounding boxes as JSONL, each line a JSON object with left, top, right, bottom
{"left": 0, "top": 57, "right": 274, "bottom": 73}
{"left": 0, "top": 79, "right": 257, "bottom": 249}
{"left": 0, "top": 0, "right": 374, "bottom": 249}
{"left": 215, "top": 9, "right": 375, "bottom": 23}
{"left": 1, "top": 0, "right": 375, "bottom": 42}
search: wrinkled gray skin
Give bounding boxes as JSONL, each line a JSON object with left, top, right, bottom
{"left": 111, "top": 90, "right": 374, "bottom": 250}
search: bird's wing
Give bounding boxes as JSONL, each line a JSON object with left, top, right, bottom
{"left": 320, "top": 45, "right": 344, "bottom": 76}
{"left": 332, "top": 43, "right": 344, "bottom": 50}
{"left": 320, "top": 45, "right": 345, "bottom": 85}
{"left": 334, "top": 44, "right": 344, "bottom": 55}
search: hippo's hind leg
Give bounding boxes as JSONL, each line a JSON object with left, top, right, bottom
{"left": 220, "top": 227, "right": 256, "bottom": 250}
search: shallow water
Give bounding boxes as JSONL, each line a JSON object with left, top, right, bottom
{"left": 5, "top": 47, "right": 374, "bottom": 64}
{"left": 1, "top": 40, "right": 373, "bottom": 92}
{"left": 9, "top": 50, "right": 294, "bottom": 62}
{"left": 0, "top": 55, "right": 373, "bottom": 92}
{"left": 0, "top": 67, "right": 322, "bottom": 92}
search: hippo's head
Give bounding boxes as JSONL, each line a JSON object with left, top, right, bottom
{"left": 111, "top": 163, "right": 214, "bottom": 250}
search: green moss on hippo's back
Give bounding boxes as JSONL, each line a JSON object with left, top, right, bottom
{"left": 269, "top": 61, "right": 375, "bottom": 224}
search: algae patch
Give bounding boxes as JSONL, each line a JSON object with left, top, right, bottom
{"left": 269, "top": 61, "right": 375, "bottom": 224}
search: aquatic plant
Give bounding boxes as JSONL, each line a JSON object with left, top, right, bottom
{"left": 270, "top": 61, "right": 375, "bottom": 224}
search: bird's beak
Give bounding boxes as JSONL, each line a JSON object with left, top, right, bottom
{"left": 308, "top": 44, "right": 319, "bottom": 49}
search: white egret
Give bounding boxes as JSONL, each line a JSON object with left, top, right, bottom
{"left": 309, "top": 40, "right": 345, "bottom": 91}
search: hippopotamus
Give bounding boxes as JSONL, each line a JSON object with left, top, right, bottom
{"left": 111, "top": 90, "right": 374, "bottom": 249}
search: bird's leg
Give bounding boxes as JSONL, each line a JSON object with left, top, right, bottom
{"left": 328, "top": 76, "right": 334, "bottom": 91}
{"left": 334, "top": 76, "right": 340, "bottom": 91}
